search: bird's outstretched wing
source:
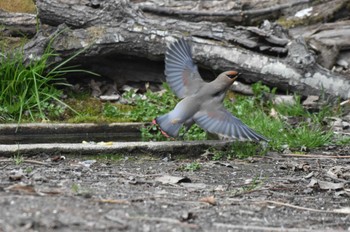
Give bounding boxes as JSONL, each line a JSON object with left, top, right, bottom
{"left": 193, "top": 108, "right": 268, "bottom": 142}
{"left": 165, "top": 38, "right": 205, "bottom": 99}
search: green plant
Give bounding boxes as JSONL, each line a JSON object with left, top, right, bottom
{"left": 134, "top": 80, "right": 335, "bottom": 151}
{"left": 25, "top": 167, "right": 33, "bottom": 174}
{"left": 231, "top": 176, "right": 265, "bottom": 196}
{"left": 182, "top": 125, "right": 206, "bottom": 140}
{"left": 83, "top": 153, "right": 125, "bottom": 162}
{"left": 213, "top": 141, "right": 268, "bottom": 160}
{"left": 71, "top": 183, "right": 91, "bottom": 197}
{"left": 12, "top": 153, "right": 24, "bottom": 165}
{"left": 212, "top": 150, "right": 225, "bottom": 160}
{"left": 224, "top": 81, "right": 335, "bottom": 152}
{"left": 122, "top": 84, "right": 178, "bottom": 122}
{"left": 0, "top": 35, "right": 95, "bottom": 124}
{"left": 71, "top": 183, "right": 80, "bottom": 194}
{"left": 335, "top": 135, "right": 350, "bottom": 145}
{"left": 140, "top": 124, "right": 168, "bottom": 141}
{"left": 273, "top": 95, "right": 305, "bottom": 117}
{"left": 118, "top": 85, "right": 206, "bottom": 141}
{"left": 252, "top": 81, "right": 277, "bottom": 105}
{"left": 103, "top": 103, "right": 123, "bottom": 118}
{"left": 183, "top": 161, "right": 201, "bottom": 171}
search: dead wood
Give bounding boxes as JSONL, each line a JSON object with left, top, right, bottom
{"left": 138, "top": 0, "right": 310, "bottom": 25}
{"left": 23, "top": 0, "right": 350, "bottom": 99}
{"left": 0, "top": 10, "right": 36, "bottom": 37}
{"left": 290, "top": 20, "right": 350, "bottom": 71}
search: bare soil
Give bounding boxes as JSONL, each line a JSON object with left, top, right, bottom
{"left": 1, "top": 146, "right": 350, "bottom": 232}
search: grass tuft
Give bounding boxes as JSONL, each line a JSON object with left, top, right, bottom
{"left": 0, "top": 37, "right": 96, "bottom": 124}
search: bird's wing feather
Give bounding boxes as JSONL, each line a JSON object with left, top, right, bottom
{"left": 165, "top": 38, "right": 205, "bottom": 98}
{"left": 193, "top": 108, "right": 268, "bottom": 142}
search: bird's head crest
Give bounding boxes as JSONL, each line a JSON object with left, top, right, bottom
{"left": 225, "top": 71, "right": 239, "bottom": 81}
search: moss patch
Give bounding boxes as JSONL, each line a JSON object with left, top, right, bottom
{"left": 0, "top": 0, "right": 36, "bottom": 13}
{"left": 64, "top": 96, "right": 137, "bottom": 123}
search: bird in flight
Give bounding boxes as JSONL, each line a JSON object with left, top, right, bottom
{"left": 153, "top": 38, "right": 268, "bottom": 142}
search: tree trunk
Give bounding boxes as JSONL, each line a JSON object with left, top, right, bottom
{"left": 24, "top": 0, "right": 350, "bottom": 99}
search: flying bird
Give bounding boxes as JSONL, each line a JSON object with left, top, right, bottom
{"left": 153, "top": 38, "right": 268, "bottom": 142}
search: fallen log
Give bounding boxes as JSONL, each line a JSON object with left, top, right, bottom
{"left": 0, "top": 10, "right": 36, "bottom": 37}
{"left": 23, "top": 0, "right": 350, "bottom": 99}
{"left": 137, "top": 0, "right": 310, "bottom": 26}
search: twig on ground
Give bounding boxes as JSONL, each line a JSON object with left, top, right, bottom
{"left": 0, "top": 159, "right": 50, "bottom": 166}
{"left": 114, "top": 171, "right": 164, "bottom": 178}
{"left": 213, "top": 223, "right": 342, "bottom": 232}
{"left": 282, "top": 154, "right": 350, "bottom": 159}
{"left": 97, "top": 199, "right": 130, "bottom": 204}
{"left": 126, "top": 215, "right": 199, "bottom": 229}
{"left": 256, "top": 200, "right": 350, "bottom": 214}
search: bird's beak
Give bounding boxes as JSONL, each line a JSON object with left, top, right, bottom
{"left": 232, "top": 73, "right": 240, "bottom": 81}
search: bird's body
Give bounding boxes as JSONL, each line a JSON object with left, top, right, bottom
{"left": 154, "top": 38, "right": 268, "bottom": 142}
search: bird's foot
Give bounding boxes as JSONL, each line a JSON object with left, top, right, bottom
{"left": 152, "top": 119, "right": 176, "bottom": 140}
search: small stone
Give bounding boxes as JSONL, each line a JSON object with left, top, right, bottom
{"left": 99, "top": 94, "right": 120, "bottom": 101}
{"left": 273, "top": 95, "right": 296, "bottom": 105}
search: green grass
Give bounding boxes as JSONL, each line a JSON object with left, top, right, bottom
{"left": 121, "top": 85, "right": 209, "bottom": 141}
{"left": 12, "top": 153, "right": 24, "bottom": 165}
{"left": 0, "top": 37, "right": 96, "bottom": 124}
{"left": 70, "top": 80, "right": 337, "bottom": 152}
{"left": 231, "top": 176, "right": 265, "bottom": 196}
{"left": 210, "top": 141, "right": 268, "bottom": 160}
{"left": 334, "top": 135, "right": 350, "bottom": 146}
{"left": 223, "top": 94, "right": 335, "bottom": 152}
{"left": 126, "top": 81, "right": 338, "bottom": 153}
{"left": 177, "top": 161, "right": 201, "bottom": 171}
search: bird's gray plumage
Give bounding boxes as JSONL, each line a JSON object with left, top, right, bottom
{"left": 155, "top": 38, "right": 268, "bottom": 142}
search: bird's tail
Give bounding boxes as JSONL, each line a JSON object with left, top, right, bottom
{"left": 153, "top": 113, "right": 182, "bottom": 138}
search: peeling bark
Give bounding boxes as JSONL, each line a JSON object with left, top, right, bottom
{"left": 0, "top": 10, "right": 36, "bottom": 37}
{"left": 135, "top": 0, "right": 310, "bottom": 26}
{"left": 290, "top": 20, "right": 350, "bottom": 71}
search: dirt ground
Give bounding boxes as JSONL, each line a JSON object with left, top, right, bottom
{"left": 0, "top": 146, "right": 350, "bottom": 232}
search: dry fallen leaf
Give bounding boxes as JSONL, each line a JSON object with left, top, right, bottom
{"left": 9, "top": 169, "right": 24, "bottom": 181}
{"left": 317, "top": 180, "right": 344, "bottom": 190}
{"left": 97, "top": 141, "right": 114, "bottom": 146}
{"left": 269, "top": 108, "right": 279, "bottom": 119}
{"left": 333, "top": 207, "right": 350, "bottom": 214}
{"left": 5, "top": 184, "right": 38, "bottom": 195}
{"left": 327, "top": 166, "right": 350, "bottom": 180}
{"left": 98, "top": 199, "right": 129, "bottom": 204}
{"left": 303, "top": 171, "right": 314, "bottom": 179}
{"left": 199, "top": 196, "right": 216, "bottom": 206}
{"left": 180, "top": 183, "right": 207, "bottom": 190}
{"left": 307, "top": 178, "right": 318, "bottom": 188}
{"left": 78, "top": 160, "right": 97, "bottom": 168}
{"left": 51, "top": 155, "right": 66, "bottom": 162}
{"left": 307, "top": 178, "right": 344, "bottom": 190}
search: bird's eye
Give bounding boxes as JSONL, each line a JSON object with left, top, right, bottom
{"left": 227, "top": 74, "right": 236, "bottom": 79}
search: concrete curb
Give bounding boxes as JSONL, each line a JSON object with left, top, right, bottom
{"left": 0, "top": 140, "right": 232, "bottom": 157}
{"left": 0, "top": 123, "right": 233, "bottom": 157}
{"left": 0, "top": 123, "right": 144, "bottom": 144}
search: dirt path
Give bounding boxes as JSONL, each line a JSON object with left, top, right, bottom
{"left": 1, "top": 147, "right": 349, "bottom": 231}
